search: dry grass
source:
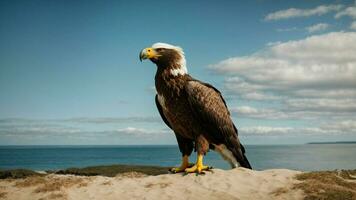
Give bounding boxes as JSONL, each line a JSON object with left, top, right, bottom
{"left": 14, "top": 175, "right": 88, "bottom": 194}
{"left": 34, "top": 176, "right": 87, "bottom": 193}
{"left": 145, "top": 182, "right": 171, "bottom": 189}
{"left": 271, "top": 187, "right": 290, "bottom": 196}
{"left": 38, "top": 192, "right": 67, "bottom": 200}
{"left": 0, "top": 191, "right": 7, "bottom": 199}
{"left": 115, "top": 171, "right": 147, "bottom": 179}
{"left": 0, "top": 185, "right": 7, "bottom": 199}
{"left": 56, "top": 164, "right": 169, "bottom": 177}
{"left": 47, "top": 193, "right": 66, "bottom": 199}
{"left": 294, "top": 170, "right": 356, "bottom": 200}
{"left": 14, "top": 176, "right": 47, "bottom": 187}
{"left": 0, "top": 169, "right": 41, "bottom": 179}
{"left": 339, "top": 170, "right": 356, "bottom": 180}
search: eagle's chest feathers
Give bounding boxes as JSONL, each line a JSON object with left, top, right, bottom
{"left": 155, "top": 68, "right": 187, "bottom": 101}
{"left": 156, "top": 76, "right": 187, "bottom": 111}
{"left": 157, "top": 91, "right": 194, "bottom": 139}
{"left": 155, "top": 71, "right": 195, "bottom": 138}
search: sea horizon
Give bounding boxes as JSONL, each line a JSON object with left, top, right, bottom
{"left": 1, "top": 143, "right": 355, "bottom": 172}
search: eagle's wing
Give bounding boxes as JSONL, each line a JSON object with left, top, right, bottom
{"left": 185, "top": 80, "right": 251, "bottom": 169}
{"left": 155, "top": 94, "right": 172, "bottom": 129}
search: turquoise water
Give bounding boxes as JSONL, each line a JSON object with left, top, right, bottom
{"left": 0, "top": 144, "right": 355, "bottom": 171}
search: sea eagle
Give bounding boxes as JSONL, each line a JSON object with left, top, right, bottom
{"left": 139, "top": 43, "right": 252, "bottom": 173}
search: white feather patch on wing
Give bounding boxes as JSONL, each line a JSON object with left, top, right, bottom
{"left": 157, "top": 94, "right": 166, "bottom": 110}
{"left": 152, "top": 42, "right": 187, "bottom": 76}
{"left": 213, "top": 144, "right": 240, "bottom": 168}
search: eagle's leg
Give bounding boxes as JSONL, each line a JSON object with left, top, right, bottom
{"left": 170, "top": 133, "right": 194, "bottom": 173}
{"left": 185, "top": 135, "right": 211, "bottom": 174}
{"left": 184, "top": 153, "right": 211, "bottom": 173}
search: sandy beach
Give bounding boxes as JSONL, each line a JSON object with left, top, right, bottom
{"left": 1, "top": 167, "right": 356, "bottom": 200}
{"left": 0, "top": 168, "right": 303, "bottom": 200}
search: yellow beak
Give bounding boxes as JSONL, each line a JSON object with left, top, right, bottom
{"left": 139, "top": 47, "right": 160, "bottom": 61}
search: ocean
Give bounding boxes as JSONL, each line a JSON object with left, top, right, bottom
{"left": 0, "top": 144, "right": 355, "bottom": 171}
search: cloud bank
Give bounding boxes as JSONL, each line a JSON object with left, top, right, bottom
{"left": 0, "top": 117, "right": 173, "bottom": 145}
{"left": 264, "top": 4, "right": 343, "bottom": 21}
{"left": 306, "top": 23, "right": 329, "bottom": 33}
{"left": 211, "top": 31, "right": 356, "bottom": 136}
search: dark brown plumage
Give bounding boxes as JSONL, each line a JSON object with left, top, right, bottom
{"left": 140, "top": 43, "right": 251, "bottom": 172}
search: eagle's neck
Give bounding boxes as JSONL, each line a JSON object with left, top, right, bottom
{"left": 153, "top": 50, "right": 187, "bottom": 77}
{"left": 155, "top": 67, "right": 189, "bottom": 97}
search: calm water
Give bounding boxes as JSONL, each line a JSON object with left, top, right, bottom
{"left": 0, "top": 144, "right": 355, "bottom": 171}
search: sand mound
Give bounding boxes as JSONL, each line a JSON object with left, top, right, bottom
{"left": 0, "top": 168, "right": 305, "bottom": 200}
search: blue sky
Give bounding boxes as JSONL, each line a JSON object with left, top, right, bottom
{"left": 1, "top": 0, "right": 356, "bottom": 145}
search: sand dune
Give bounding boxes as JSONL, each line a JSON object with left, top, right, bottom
{"left": 0, "top": 168, "right": 304, "bottom": 200}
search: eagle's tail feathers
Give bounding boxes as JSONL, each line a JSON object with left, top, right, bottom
{"left": 233, "top": 149, "right": 252, "bottom": 169}
{"left": 215, "top": 142, "right": 252, "bottom": 169}
{"left": 229, "top": 142, "right": 252, "bottom": 169}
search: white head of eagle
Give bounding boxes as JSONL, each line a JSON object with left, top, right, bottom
{"left": 139, "top": 42, "right": 188, "bottom": 76}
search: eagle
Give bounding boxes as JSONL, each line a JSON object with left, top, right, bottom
{"left": 139, "top": 43, "right": 251, "bottom": 173}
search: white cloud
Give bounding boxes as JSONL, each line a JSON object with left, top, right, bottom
{"left": 65, "top": 117, "right": 161, "bottom": 124}
{"left": 240, "top": 126, "right": 326, "bottom": 136}
{"left": 231, "top": 106, "right": 286, "bottom": 120}
{"left": 292, "top": 89, "right": 356, "bottom": 99}
{"left": 306, "top": 23, "right": 329, "bottom": 33}
{"left": 231, "top": 104, "right": 356, "bottom": 121}
{"left": 115, "top": 127, "right": 169, "bottom": 136}
{"left": 0, "top": 117, "right": 161, "bottom": 124}
{"left": 241, "top": 92, "right": 280, "bottom": 101}
{"left": 265, "top": 4, "right": 343, "bottom": 21}
{"left": 213, "top": 32, "right": 356, "bottom": 90}
{"left": 320, "top": 120, "right": 356, "bottom": 132}
{"left": 240, "top": 124, "right": 356, "bottom": 136}
{"left": 334, "top": 4, "right": 356, "bottom": 29}
{"left": 276, "top": 27, "right": 298, "bottom": 32}
{"left": 0, "top": 118, "right": 172, "bottom": 145}
{"left": 241, "top": 126, "right": 294, "bottom": 135}
{"left": 335, "top": 6, "right": 356, "bottom": 19}
{"left": 211, "top": 32, "right": 356, "bottom": 133}
{"left": 285, "top": 98, "right": 356, "bottom": 112}
{"left": 351, "top": 21, "right": 356, "bottom": 30}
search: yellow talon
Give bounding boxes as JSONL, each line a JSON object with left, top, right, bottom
{"left": 184, "top": 164, "right": 210, "bottom": 173}
{"left": 184, "top": 154, "right": 211, "bottom": 174}
{"left": 170, "top": 155, "right": 191, "bottom": 173}
{"left": 170, "top": 166, "right": 187, "bottom": 173}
